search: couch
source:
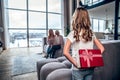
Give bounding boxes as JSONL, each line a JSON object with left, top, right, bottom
{"left": 37, "top": 56, "right": 72, "bottom": 80}
{"left": 94, "top": 32, "right": 105, "bottom": 39}
{"left": 37, "top": 40, "right": 120, "bottom": 80}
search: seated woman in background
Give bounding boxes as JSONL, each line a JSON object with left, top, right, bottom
{"left": 46, "top": 29, "right": 55, "bottom": 58}
{"left": 47, "top": 30, "right": 64, "bottom": 58}
{"left": 51, "top": 30, "right": 64, "bottom": 58}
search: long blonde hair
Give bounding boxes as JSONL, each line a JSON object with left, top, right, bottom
{"left": 72, "top": 7, "right": 93, "bottom": 42}
{"left": 48, "top": 29, "right": 55, "bottom": 39}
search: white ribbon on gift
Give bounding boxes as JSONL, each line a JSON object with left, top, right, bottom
{"left": 80, "top": 49, "right": 102, "bottom": 67}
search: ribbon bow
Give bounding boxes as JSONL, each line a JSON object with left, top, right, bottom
{"left": 81, "top": 49, "right": 93, "bottom": 61}
{"left": 80, "top": 49, "right": 102, "bottom": 67}
{"left": 80, "top": 49, "right": 94, "bottom": 67}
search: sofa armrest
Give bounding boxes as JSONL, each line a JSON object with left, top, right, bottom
{"left": 37, "top": 59, "right": 58, "bottom": 80}
{"left": 37, "top": 56, "right": 68, "bottom": 80}
{"left": 40, "top": 62, "right": 67, "bottom": 80}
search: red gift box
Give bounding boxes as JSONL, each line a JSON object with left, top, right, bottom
{"left": 78, "top": 49, "right": 104, "bottom": 68}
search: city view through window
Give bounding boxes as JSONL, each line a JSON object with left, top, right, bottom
{"left": 4, "top": 0, "right": 63, "bottom": 50}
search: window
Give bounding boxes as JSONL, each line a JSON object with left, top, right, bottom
{"left": 8, "top": 0, "right": 27, "bottom": 9}
{"left": 28, "top": 0, "right": 46, "bottom": 11}
{"left": 118, "top": 20, "right": 120, "bottom": 34}
{"left": 8, "top": 10, "right": 27, "bottom": 28}
{"left": 4, "top": 0, "right": 64, "bottom": 49}
{"left": 93, "top": 19, "right": 98, "bottom": 32}
{"left": 48, "top": 0, "right": 61, "bottom": 13}
{"left": 92, "top": 18, "right": 105, "bottom": 32}
{"left": 29, "top": 12, "right": 46, "bottom": 28}
{"left": 99, "top": 20, "right": 105, "bottom": 32}
{"left": 48, "top": 13, "right": 61, "bottom": 29}
{"left": 9, "top": 29, "right": 27, "bottom": 47}
{"left": 119, "top": 2, "right": 120, "bottom": 17}
{"left": 84, "top": 0, "right": 104, "bottom": 5}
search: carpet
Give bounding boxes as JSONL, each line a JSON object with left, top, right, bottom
{"left": 11, "top": 54, "right": 45, "bottom": 76}
{"left": 12, "top": 72, "right": 37, "bottom": 80}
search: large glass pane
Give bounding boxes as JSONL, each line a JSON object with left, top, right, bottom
{"left": 93, "top": 0, "right": 98, "bottom": 3}
{"left": 118, "top": 20, "right": 120, "bottom": 35}
{"left": 48, "top": 14, "right": 61, "bottom": 29}
{"left": 28, "top": 0, "right": 46, "bottom": 11}
{"left": 29, "top": 12, "right": 46, "bottom": 28}
{"left": 93, "top": 19, "right": 98, "bottom": 32}
{"left": 8, "top": 10, "right": 27, "bottom": 28}
{"left": 118, "top": 36, "right": 120, "bottom": 40}
{"left": 9, "top": 30, "right": 27, "bottom": 48}
{"left": 81, "top": 0, "right": 85, "bottom": 5}
{"left": 118, "top": 2, "right": 120, "bottom": 17}
{"left": 8, "top": 0, "right": 26, "bottom": 9}
{"left": 99, "top": 20, "right": 105, "bottom": 32}
{"left": 29, "top": 30, "right": 46, "bottom": 48}
{"left": 85, "top": 0, "right": 92, "bottom": 5}
{"left": 89, "top": 0, "right": 92, "bottom": 4}
{"left": 48, "top": 0, "right": 61, "bottom": 13}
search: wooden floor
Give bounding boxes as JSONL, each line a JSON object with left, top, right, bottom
{"left": 0, "top": 47, "right": 42, "bottom": 80}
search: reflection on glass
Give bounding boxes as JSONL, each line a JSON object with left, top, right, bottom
{"left": 8, "top": 0, "right": 26, "bottom": 9}
{"left": 29, "top": 12, "right": 46, "bottom": 28}
{"left": 81, "top": 0, "right": 85, "bottom": 5}
{"left": 93, "top": 19, "right": 98, "bottom": 32}
{"left": 118, "top": 20, "right": 120, "bottom": 34}
{"left": 118, "top": 2, "right": 120, "bottom": 17}
{"left": 85, "top": 0, "right": 104, "bottom": 5}
{"left": 9, "top": 30, "right": 27, "bottom": 48}
{"left": 8, "top": 10, "right": 27, "bottom": 28}
{"left": 99, "top": 20, "right": 105, "bottom": 32}
{"left": 48, "top": 14, "right": 61, "bottom": 29}
{"left": 48, "top": 0, "right": 61, "bottom": 13}
{"left": 93, "top": 0, "right": 99, "bottom": 3}
{"left": 29, "top": 0, "right": 46, "bottom": 11}
{"left": 118, "top": 36, "right": 120, "bottom": 40}
{"left": 29, "top": 30, "right": 46, "bottom": 47}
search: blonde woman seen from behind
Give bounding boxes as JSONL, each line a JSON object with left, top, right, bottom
{"left": 63, "top": 7, "right": 105, "bottom": 80}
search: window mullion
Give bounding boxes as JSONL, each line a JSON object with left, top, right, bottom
{"left": 46, "top": 0, "right": 48, "bottom": 36}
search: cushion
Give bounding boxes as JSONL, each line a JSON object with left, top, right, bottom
{"left": 40, "top": 62, "right": 67, "bottom": 80}
{"left": 62, "top": 60, "right": 72, "bottom": 68}
{"left": 46, "top": 68, "right": 72, "bottom": 80}
{"left": 56, "top": 56, "right": 67, "bottom": 62}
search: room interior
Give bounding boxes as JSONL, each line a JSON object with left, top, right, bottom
{"left": 0, "top": 0, "right": 120, "bottom": 80}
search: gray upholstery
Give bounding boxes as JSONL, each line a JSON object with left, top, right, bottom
{"left": 62, "top": 59, "right": 72, "bottom": 68}
{"left": 54, "top": 48, "right": 63, "bottom": 58}
{"left": 37, "top": 40, "right": 120, "bottom": 80}
{"left": 40, "top": 62, "right": 67, "bottom": 80}
{"left": 37, "top": 59, "right": 58, "bottom": 80}
{"left": 46, "top": 69, "right": 72, "bottom": 80}
{"left": 94, "top": 32, "right": 105, "bottom": 39}
{"left": 37, "top": 56, "right": 67, "bottom": 80}
{"left": 56, "top": 56, "right": 66, "bottom": 62}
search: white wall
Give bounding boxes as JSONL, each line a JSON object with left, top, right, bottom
{"left": 88, "top": 1, "right": 115, "bottom": 20}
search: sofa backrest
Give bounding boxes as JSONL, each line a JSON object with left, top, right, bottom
{"left": 94, "top": 32, "right": 105, "bottom": 39}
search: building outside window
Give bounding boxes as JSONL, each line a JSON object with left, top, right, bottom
{"left": 4, "top": 0, "right": 64, "bottom": 50}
